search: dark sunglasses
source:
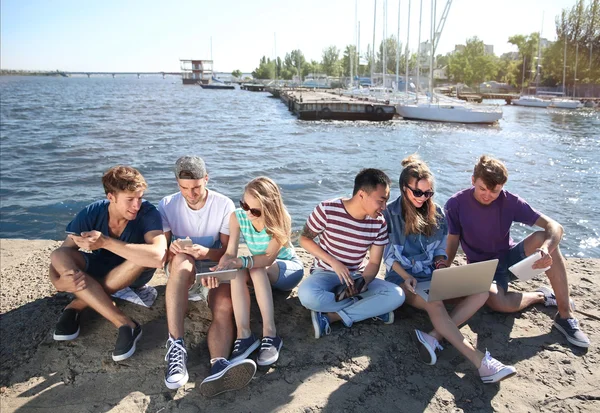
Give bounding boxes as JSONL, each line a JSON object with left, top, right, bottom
{"left": 405, "top": 185, "right": 434, "bottom": 199}
{"left": 239, "top": 200, "right": 262, "bottom": 217}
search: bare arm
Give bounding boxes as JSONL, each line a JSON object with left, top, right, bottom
{"left": 362, "top": 244, "right": 385, "bottom": 282}
{"left": 73, "top": 229, "right": 167, "bottom": 268}
{"left": 445, "top": 234, "right": 460, "bottom": 267}
{"left": 534, "top": 214, "right": 564, "bottom": 254}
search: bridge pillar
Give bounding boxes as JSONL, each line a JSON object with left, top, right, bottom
{"left": 162, "top": 72, "right": 165, "bottom": 79}
{"left": 137, "top": 74, "right": 140, "bottom": 79}
{"left": 112, "top": 74, "right": 115, "bottom": 78}
{"left": 87, "top": 73, "right": 90, "bottom": 78}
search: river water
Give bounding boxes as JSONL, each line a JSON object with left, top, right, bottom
{"left": 1, "top": 75, "right": 599, "bottom": 258}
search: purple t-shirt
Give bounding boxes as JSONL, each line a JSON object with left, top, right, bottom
{"left": 444, "top": 188, "right": 541, "bottom": 262}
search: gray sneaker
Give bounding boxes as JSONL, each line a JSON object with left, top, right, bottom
{"left": 554, "top": 315, "right": 590, "bottom": 348}
{"left": 536, "top": 286, "right": 576, "bottom": 311}
{"left": 257, "top": 336, "right": 283, "bottom": 366}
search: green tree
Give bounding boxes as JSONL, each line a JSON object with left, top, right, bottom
{"left": 540, "top": 0, "right": 600, "bottom": 86}
{"left": 303, "top": 60, "right": 322, "bottom": 77}
{"left": 376, "top": 36, "right": 402, "bottom": 74}
{"left": 341, "top": 45, "right": 358, "bottom": 77}
{"left": 284, "top": 50, "right": 306, "bottom": 79}
{"left": 231, "top": 69, "right": 242, "bottom": 78}
{"left": 447, "top": 37, "right": 498, "bottom": 86}
{"left": 252, "top": 56, "right": 274, "bottom": 79}
{"left": 507, "top": 32, "right": 539, "bottom": 88}
{"left": 321, "top": 46, "right": 342, "bottom": 76}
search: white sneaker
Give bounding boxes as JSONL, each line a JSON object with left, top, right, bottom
{"left": 164, "top": 338, "right": 189, "bottom": 389}
{"left": 478, "top": 350, "right": 516, "bottom": 384}
{"left": 411, "top": 329, "right": 443, "bottom": 365}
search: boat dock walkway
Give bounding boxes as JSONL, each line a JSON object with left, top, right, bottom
{"left": 280, "top": 89, "right": 396, "bottom": 121}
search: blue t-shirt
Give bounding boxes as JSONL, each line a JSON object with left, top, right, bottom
{"left": 66, "top": 199, "right": 163, "bottom": 263}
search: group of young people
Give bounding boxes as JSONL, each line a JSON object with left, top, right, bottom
{"left": 48, "top": 154, "right": 590, "bottom": 398}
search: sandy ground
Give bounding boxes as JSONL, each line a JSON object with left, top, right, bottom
{"left": 1, "top": 238, "right": 599, "bottom": 413}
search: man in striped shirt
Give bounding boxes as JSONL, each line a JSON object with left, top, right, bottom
{"left": 298, "top": 168, "right": 406, "bottom": 338}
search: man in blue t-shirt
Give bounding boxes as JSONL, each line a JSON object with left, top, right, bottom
{"left": 48, "top": 165, "right": 167, "bottom": 361}
{"left": 445, "top": 155, "right": 590, "bottom": 349}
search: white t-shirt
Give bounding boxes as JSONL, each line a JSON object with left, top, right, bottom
{"left": 158, "top": 189, "right": 235, "bottom": 248}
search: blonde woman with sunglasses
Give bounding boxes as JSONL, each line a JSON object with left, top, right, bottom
{"left": 215, "top": 177, "right": 303, "bottom": 367}
{"left": 383, "top": 155, "right": 516, "bottom": 384}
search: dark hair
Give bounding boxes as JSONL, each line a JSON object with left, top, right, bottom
{"left": 473, "top": 155, "right": 508, "bottom": 189}
{"left": 352, "top": 168, "right": 391, "bottom": 196}
{"left": 102, "top": 165, "right": 147, "bottom": 195}
{"left": 399, "top": 155, "right": 438, "bottom": 236}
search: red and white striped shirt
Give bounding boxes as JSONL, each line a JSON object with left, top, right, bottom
{"left": 306, "top": 198, "right": 388, "bottom": 272}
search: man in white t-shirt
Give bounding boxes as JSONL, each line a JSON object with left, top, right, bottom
{"left": 158, "top": 156, "right": 256, "bottom": 396}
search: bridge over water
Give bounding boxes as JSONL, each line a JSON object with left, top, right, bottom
{"left": 64, "top": 71, "right": 182, "bottom": 78}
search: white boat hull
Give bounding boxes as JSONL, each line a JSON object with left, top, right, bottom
{"left": 396, "top": 104, "right": 502, "bottom": 124}
{"left": 550, "top": 100, "right": 583, "bottom": 109}
{"left": 511, "top": 99, "right": 550, "bottom": 108}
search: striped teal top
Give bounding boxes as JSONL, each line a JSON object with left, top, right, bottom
{"left": 234, "top": 208, "right": 295, "bottom": 260}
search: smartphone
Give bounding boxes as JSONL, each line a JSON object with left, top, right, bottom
{"left": 65, "top": 230, "right": 80, "bottom": 236}
{"left": 177, "top": 238, "right": 193, "bottom": 247}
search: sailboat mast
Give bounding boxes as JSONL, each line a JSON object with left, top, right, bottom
{"left": 372, "top": 0, "right": 377, "bottom": 86}
{"left": 383, "top": 0, "right": 387, "bottom": 89}
{"left": 535, "top": 12, "right": 543, "bottom": 92}
{"left": 416, "top": 0, "right": 423, "bottom": 102}
{"left": 396, "top": 0, "right": 401, "bottom": 91}
{"left": 563, "top": 33, "right": 567, "bottom": 96}
{"left": 429, "top": 0, "right": 435, "bottom": 103}
{"left": 405, "top": 0, "right": 411, "bottom": 95}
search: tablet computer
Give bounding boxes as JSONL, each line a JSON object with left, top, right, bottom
{"left": 508, "top": 252, "right": 551, "bottom": 281}
{"left": 195, "top": 269, "right": 238, "bottom": 281}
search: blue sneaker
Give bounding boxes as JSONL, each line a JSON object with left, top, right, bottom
{"left": 199, "top": 357, "right": 256, "bottom": 397}
{"left": 373, "top": 311, "right": 395, "bottom": 325}
{"left": 229, "top": 334, "right": 260, "bottom": 363}
{"left": 311, "top": 311, "right": 331, "bottom": 339}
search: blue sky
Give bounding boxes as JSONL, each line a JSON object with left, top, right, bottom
{"left": 1, "top": 0, "right": 577, "bottom": 72}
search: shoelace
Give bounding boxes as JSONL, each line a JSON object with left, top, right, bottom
{"left": 261, "top": 338, "right": 274, "bottom": 350}
{"left": 567, "top": 318, "right": 580, "bottom": 330}
{"left": 481, "top": 351, "right": 503, "bottom": 372}
{"left": 165, "top": 339, "right": 187, "bottom": 375}
{"left": 322, "top": 316, "right": 332, "bottom": 335}
{"left": 432, "top": 338, "right": 444, "bottom": 352}
{"left": 232, "top": 339, "right": 244, "bottom": 354}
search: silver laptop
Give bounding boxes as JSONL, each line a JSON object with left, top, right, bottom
{"left": 415, "top": 259, "right": 499, "bottom": 302}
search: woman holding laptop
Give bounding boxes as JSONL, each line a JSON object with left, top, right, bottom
{"left": 383, "top": 155, "right": 516, "bottom": 384}
{"left": 215, "top": 177, "right": 303, "bottom": 368}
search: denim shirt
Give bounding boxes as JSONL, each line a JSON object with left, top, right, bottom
{"left": 383, "top": 196, "right": 448, "bottom": 281}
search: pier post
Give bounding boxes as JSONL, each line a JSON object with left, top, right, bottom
{"left": 112, "top": 74, "right": 115, "bottom": 78}
{"left": 86, "top": 73, "right": 90, "bottom": 78}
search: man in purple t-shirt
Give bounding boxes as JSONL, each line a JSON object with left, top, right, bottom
{"left": 445, "top": 155, "right": 589, "bottom": 348}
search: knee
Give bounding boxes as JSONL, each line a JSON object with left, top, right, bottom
{"left": 297, "top": 282, "right": 319, "bottom": 309}
{"left": 425, "top": 300, "right": 446, "bottom": 315}
{"left": 486, "top": 292, "right": 509, "bottom": 313}
{"left": 171, "top": 253, "right": 194, "bottom": 270}
{"left": 472, "top": 290, "right": 490, "bottom": 305}
{"left": 211, "top": 294, "right": 234, "bottom": 322}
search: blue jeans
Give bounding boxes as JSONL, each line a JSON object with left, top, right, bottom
{"left": 297, "top": 270, "right": 406, "bottom": 327}
{"left": 272, "top": 256, "right": 305, "bottom": 291}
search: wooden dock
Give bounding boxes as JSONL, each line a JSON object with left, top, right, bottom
{"left": 280, "top": 89, "right": 396, "bottom": 121}
{"left": 241, "top": 83, "right": 266, "bottom": 92}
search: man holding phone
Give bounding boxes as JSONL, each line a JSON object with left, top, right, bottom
{"left": 158, "top": 156, "right": 256, "bottom": 396}
{"left": 49, "top": 165, "right": 167, "bottom": 361}
{"left": 297, "top": 168, "right": 405, "bottom": 339}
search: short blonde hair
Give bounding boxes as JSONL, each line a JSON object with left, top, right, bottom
{"left": 102, "top": 165, "right": 147, "bottom": 195}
